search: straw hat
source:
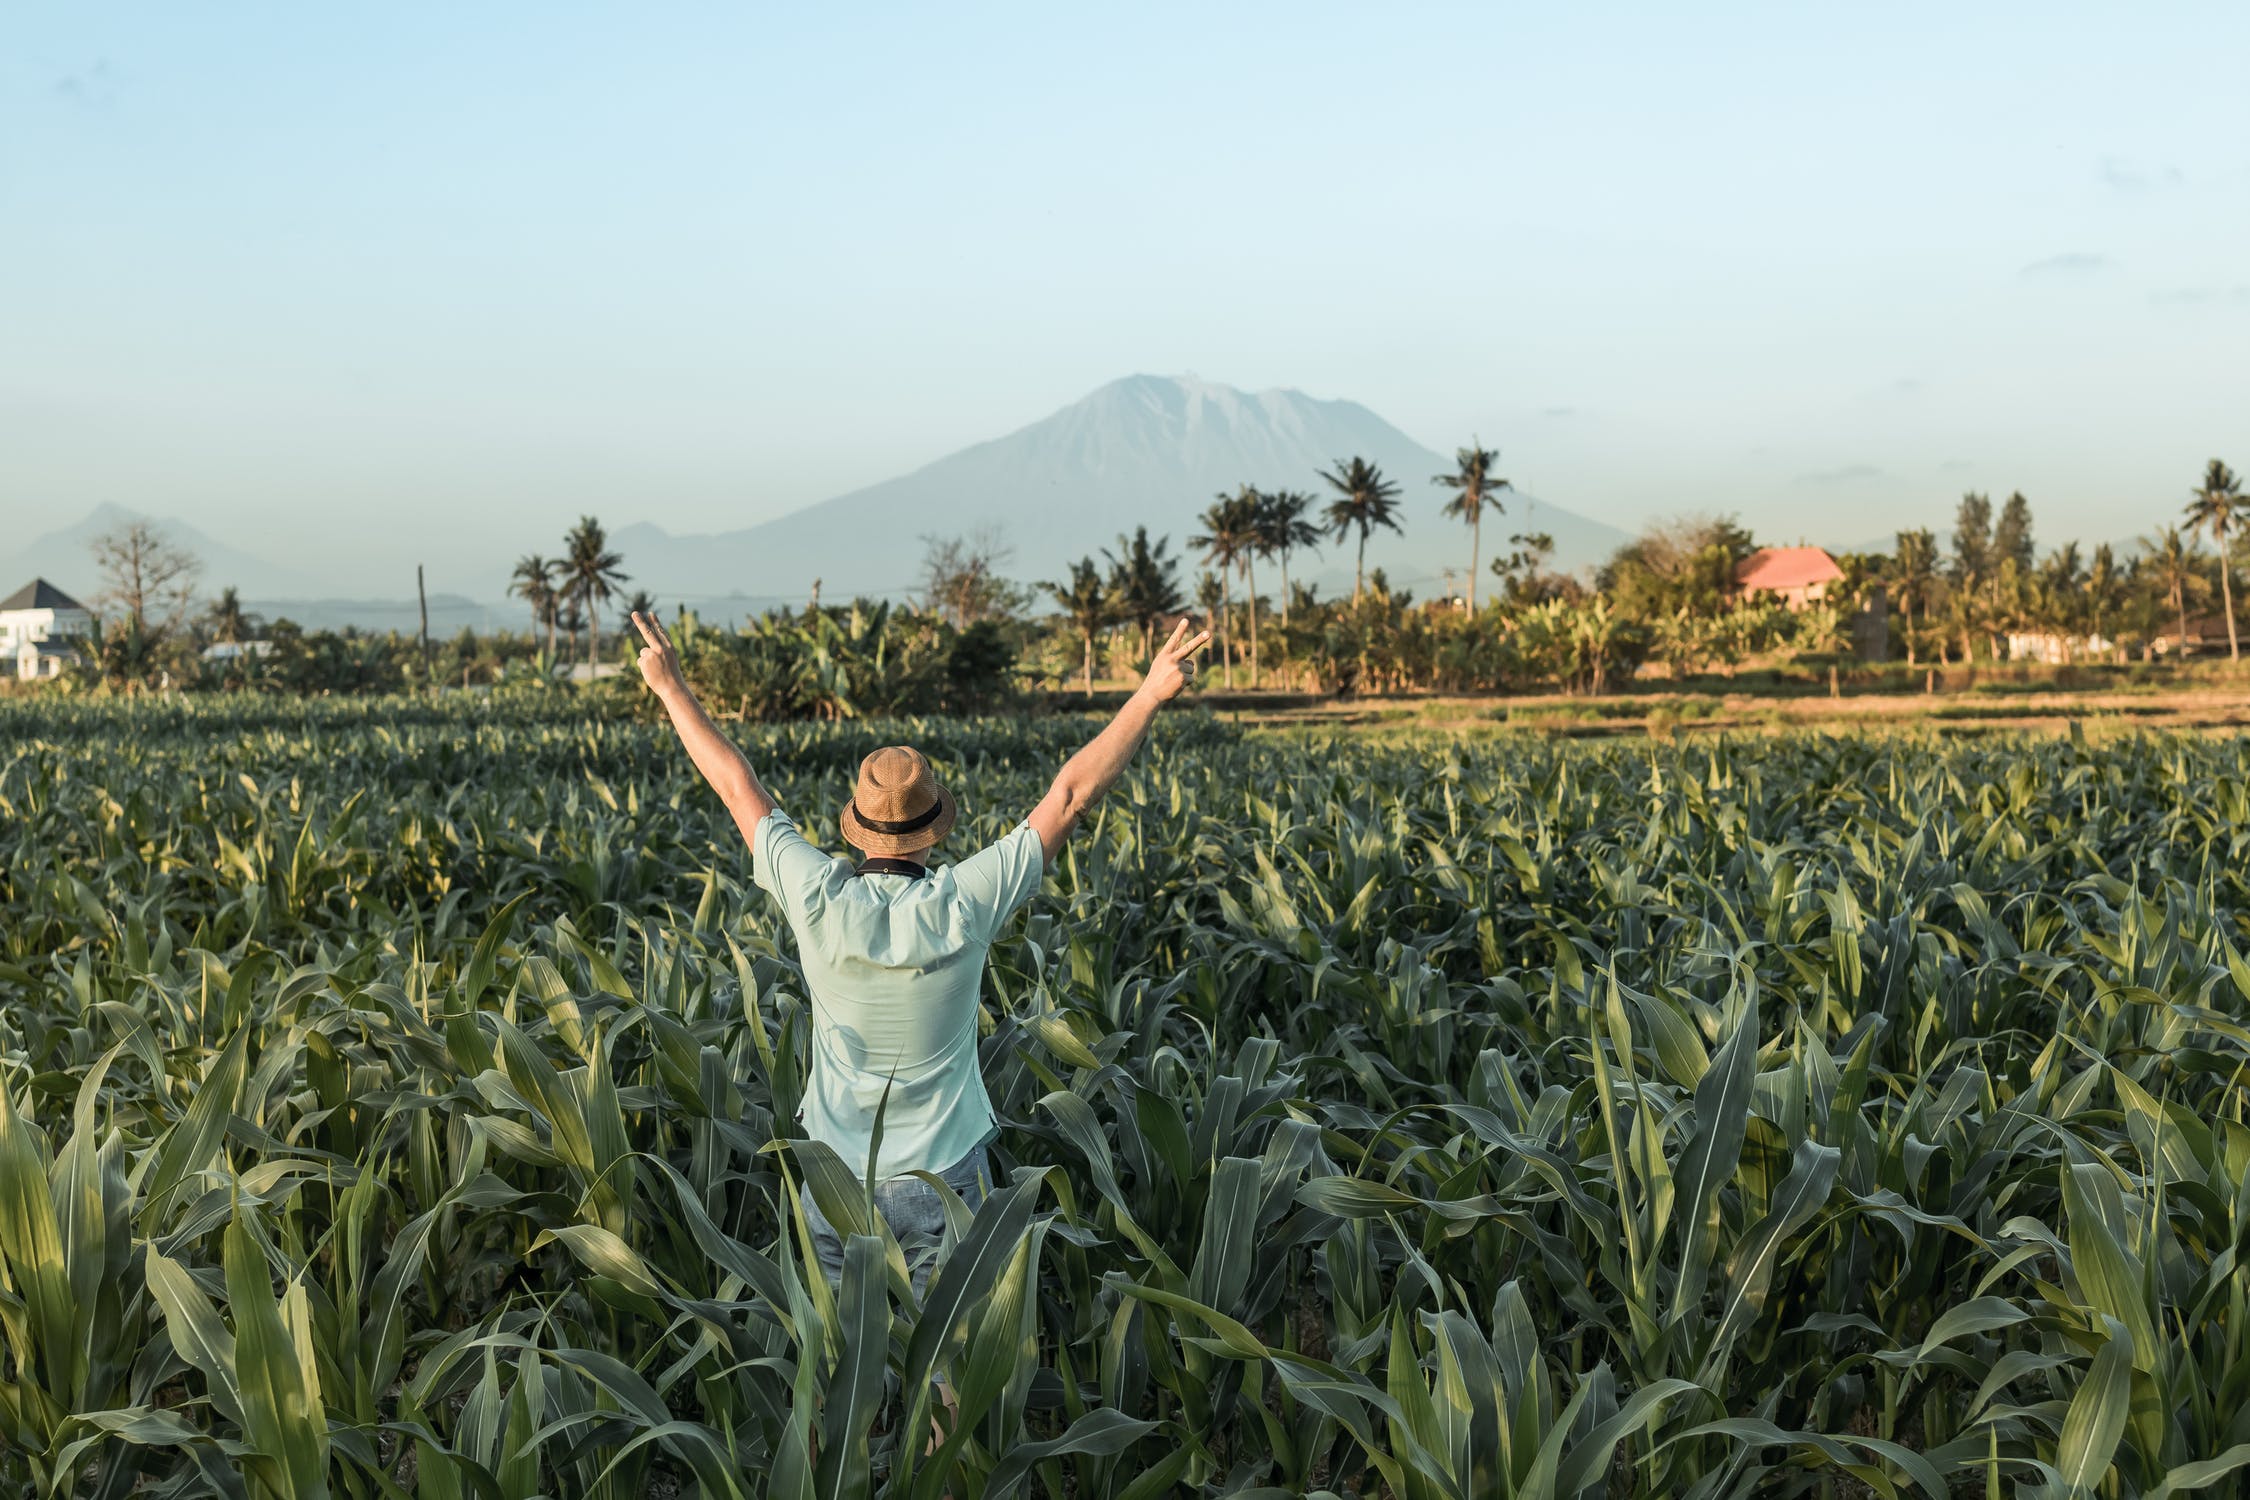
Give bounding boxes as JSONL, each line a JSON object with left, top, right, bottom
{"left": 839, "top": 746, "right": 957, "bottom": 857}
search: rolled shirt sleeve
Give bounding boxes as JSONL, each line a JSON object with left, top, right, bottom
{"left": 949, "top": 822, "right": 1046, "bottom": 942}
{"left": 752, "top": 811, "right": 840, "bottom": 929}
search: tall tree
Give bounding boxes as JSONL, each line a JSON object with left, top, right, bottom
{"left": 1235, "top": 493, "right": 1267, "bottom": 688}
{"left": 1045, "top": 557, "right": 1116, "bottom": 694}
{"left": 1102, "top": 527, "right": 1184, "bottom": 661}
{"left": 1432, "top": 441, "right": 1512, "bottom": 609}
{"left": 1257, "top": 490, "right": 1322, "bottom": 629}
{"left": 1319, "top": 457, "right": 1404, "bottom": 605}
{"left": 918, "top": 527, "right": 1028, "bottom": 628}
{"left": 1993, "top": 491, "right": 2036, "bottom": 574}
{"left": 1191, "top": 489, "right": 1260, "bottom": 688}
{"left": 203, "top": 586, "right": 258, "bottom": 645}
{"left": 1950, "top": 493, "right": 1993, "bottom": 587}
{"left": 561, "top": 517, "right": 629, "bottom": 670}
{"left": 90, "top": 520, "right": 202, "bottom": 634}
{"left": 1891, "top": 528, "right": 1937, "bottom": 667}
{"left": 1949, "top": 493, "right": 1994, "bottom": 660}
{"left": 509, "top": 555, "right": 561, "bottom": 656}
{"left": 554, "top": 598, "right": 587, "bottom": 663}
{"left": 1490, "top": 531, "right": 1562, "bottom": 604}
{"left": 2184, "top": 458, "right": 2242, "bottom": 660}
{"left": 2036, "top": 543, "right": 2084, "bottom": 647}
{"left": 2086, "top": 543, "right": 2120, "bottom": 649}
{"left": 2146, "top": 525, "right": 2201, "bottom": 654}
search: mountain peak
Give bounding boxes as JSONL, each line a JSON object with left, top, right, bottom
{"left": 612, "top": 375, "right": 1625, "bottom": 600}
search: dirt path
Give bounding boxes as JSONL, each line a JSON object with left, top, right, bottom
{"left": 1223, "top": 684, "right": 2250, "bottom": 738}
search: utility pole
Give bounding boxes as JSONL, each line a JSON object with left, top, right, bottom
{"left": 417, "top": 564, "right": 433, "bottom": 687}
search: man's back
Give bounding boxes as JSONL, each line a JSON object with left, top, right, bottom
{"left": 754, "top": 811, "right": 1044, "bottom": 1178}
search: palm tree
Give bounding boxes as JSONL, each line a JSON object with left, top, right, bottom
{"left": 1045, "top": 558, "right": 1116, "bottom": 694}
{"left": 509, "top": 555, "right": 561, "bottom": 657}
{"left": 1891, "top": 529, "right": 1937, "bottom": 668}
{"left": 1194, "top": 570, "right": 1226, "bottom": 665}
{"left": 1432, "top": 441, "right": 1511, "bottom": 609}
{"left": 1258, "top": 490, "right": 1322, "bottom": 630}
{"left": 1234, "top": 492, "right": 1268, "bottom": 689}
{"left": 1319, "top": 457, "right": 1403, "bottom": 605}
{"left": 2038, "top": 543, "right": 2084, "bottom": 648}
{"left": 552, "top": 599, "right": 587, "bottom": 674}
{"left": 2184, "top": 458, "right": 2242, "bottom": 660}
{"left": 2086, "top": 543, "right": 2120, "bottom": 650}
{"left": 1191, "top": 489, "right": 1261, "bottom": 688}
{"left": 2146, "top": 526, "right": 2200, "bottom": 655}
{"left": 1102, "top": 527, "right": 1184, "bottom": 662}
{"left": 204, "top": 586, "right": 256, "bottom": 645}
{"left": 560, "top": 517, "right": 629, "bottom": 671}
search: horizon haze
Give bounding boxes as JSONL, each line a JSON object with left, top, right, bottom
{"left": 5, "top": 3, "right": 2247, "bottom": 601}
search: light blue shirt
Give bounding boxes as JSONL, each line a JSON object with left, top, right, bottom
{"left": 752, "top": 810, "right": 1045, "bottom": 1181}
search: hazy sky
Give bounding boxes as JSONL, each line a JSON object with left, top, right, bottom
{"left": 6, "top": 1, "right": 2247, "bottom": 584}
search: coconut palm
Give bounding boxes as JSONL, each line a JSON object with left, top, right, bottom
{"left": 2086, "top": 543, "right": 2121, "bottom": 651}
{"left": 2038, "top": 543, "right": 2084, "bottom": 643}
{"left": 1432, "top": 441, "right": 1512, "bottom": 609}
{"left": 1891, "top": 529, "right": 1938, "bottom": 667}
{"left": 561, "top": 517, "right": 629, "bottom": 671}
{"left": 1191, "top": 489, "right": 1262, "bottom": 688}
{"left": 1044, "top": 557, "right": 1117, "bottom": 694}
{"left": 204, "top": 586, "right": 258, "bottom": 646}
{"left": 2145, "top": 525, "right": 2202, "bottom": 655}
{"left": 509, "top": 555, "right": 562, "bottom": 657}
{"left": 2184, "top": 458, "right": 2242, "bottom": 660}
{"left": 1102, "top": 527, "right": 1184, "bottom": 662}
{"left": 1193, "top": 569, "right": 1225, "bottom": 652}
{"left": 1319, "top": 457, "right": 1404, "bottom": 605}
{"left": 553, "top": 598, "right": 587, "bottom": 667}
{"left": 1257, "top": 490, "right": 1322, "bottom": 630}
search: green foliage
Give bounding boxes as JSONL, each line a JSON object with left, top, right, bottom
{"left": 1597, "top": 515, "right": 1758, "bottom": 621}
{"left": 3, "top": 699, "right": 2250, "bottom": 1496}
{"left": 647, "top": 601, "right": 1021, "bottom": 720}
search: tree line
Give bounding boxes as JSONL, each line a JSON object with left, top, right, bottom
{"left": 36, "top": 455, "right": 2245, "bottom": 701}
{"left": 1030, "top": 451, "right": 2247, "bottom": 694}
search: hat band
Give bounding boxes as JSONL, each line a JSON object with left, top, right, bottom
{"left": 849, "top": 796, "right": 943, "bottom": 835}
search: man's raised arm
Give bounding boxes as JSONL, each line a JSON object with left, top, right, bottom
{"left": 1025, "top": 616, "right": 1211, "bottom": 865}
{"left": 631, "top": 611, "right": 778, "bottom": 850}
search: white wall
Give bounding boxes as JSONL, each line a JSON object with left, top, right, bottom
{"left": 0, "top": 608, "right": 95, "bottom": 646}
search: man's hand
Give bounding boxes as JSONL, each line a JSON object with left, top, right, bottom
{"left": 1135, "top": 616, "right": 1213, "bottom": 704}
{"left": 633, "top": 608, "right": 777, "bottom": 841}
{"left": 630, "top": 611, "right": 687, "bottom": 701}
{"left": 1028, "top": 616, "right": 1212, "bottom": 863}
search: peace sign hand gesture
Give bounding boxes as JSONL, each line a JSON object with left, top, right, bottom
{"left": 1136, "top": 616, "right": 1214, "bottom": 705}
{"left": 630, "top": 610, "right": 686, "bottom": 701}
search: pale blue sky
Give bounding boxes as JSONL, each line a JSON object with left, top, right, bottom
{"left": 5, "top": 2, "right": 2247, "bottom": 584}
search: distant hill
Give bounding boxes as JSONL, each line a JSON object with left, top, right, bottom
{"left": 2, "top": 503, "right": 317, "bottom": 604}
{"left": 7, "top": 378, "right": 1630, "bottom": 629}
{"left": 613, "top": 375, "right": 1627, "bottom": 605}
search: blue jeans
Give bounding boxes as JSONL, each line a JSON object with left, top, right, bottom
{"left": 801, "top": 1143, "right": 992, "bottom": 1301}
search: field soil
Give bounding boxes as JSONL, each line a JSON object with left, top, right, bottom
{"left": 1201, "top": 683, "right": 2250, "bottom": 736}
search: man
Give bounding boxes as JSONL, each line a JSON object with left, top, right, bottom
{"left": 629, "top": 610, "right": 1210, "bottom": 1296}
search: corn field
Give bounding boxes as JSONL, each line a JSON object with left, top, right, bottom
{"left": 3, "top": 697, "right": 2248, "bottom": 1498}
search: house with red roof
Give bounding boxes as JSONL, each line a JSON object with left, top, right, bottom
{"left": 1733, "top": 546, "right": 1843, "bottom": 609}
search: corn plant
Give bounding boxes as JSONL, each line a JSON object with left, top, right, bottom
{"left": 2, "top": 698, "right": 2248, "bottom": 1496}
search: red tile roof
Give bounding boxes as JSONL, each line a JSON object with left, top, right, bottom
{"left": 1734, "top": 546, "right": 1842, "bottom": 592}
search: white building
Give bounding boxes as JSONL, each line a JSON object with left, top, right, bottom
{"left": 2005, "top": 630, "right": 2116, "bottom": 665}
{"left": 0, "top": 579, "right": 96, "bottom": 680}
